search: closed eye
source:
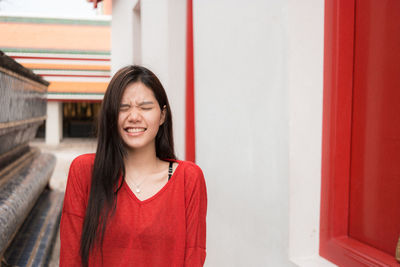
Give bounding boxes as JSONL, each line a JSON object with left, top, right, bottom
{"left": 120, "top": 104, "right": 130, "bottom": 110}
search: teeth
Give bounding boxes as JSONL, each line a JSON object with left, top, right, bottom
{"left": 127, "top": 128, "right": 146, "bottom": 133}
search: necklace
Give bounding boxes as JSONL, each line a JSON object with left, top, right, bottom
{"left": 128, "top": 177, "right": 146, "bottom": 194}
{"left": 126, "top": 161, "right": 173, "bottom": 194}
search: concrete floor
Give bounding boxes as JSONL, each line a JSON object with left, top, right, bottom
{"left": 30, "top": 138, "right": 97, "bottom": 267}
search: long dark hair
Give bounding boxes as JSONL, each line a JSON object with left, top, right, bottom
{"left": 80, "top": 65, "right": 176, "bottom": 266}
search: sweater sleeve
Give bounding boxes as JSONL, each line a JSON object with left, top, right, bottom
{"left": 184, "top": 164, "right": 208, "bottom": 266}
{"left": 59, "top": 156, "right": 90, "bottom": 267}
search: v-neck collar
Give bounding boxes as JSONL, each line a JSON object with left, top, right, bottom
{"left": 123, "top": 159, "right": 183, "bottom": 205}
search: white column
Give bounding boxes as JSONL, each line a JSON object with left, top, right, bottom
{"left": 111, "top": 0, "right": 138, "bottom": 75}
{"left": 166, "top": 0, "right": 186, "bottom": 160}
{"left": 141, "top": 0, "right": 187, "bottom": 159}
{"left": 45, "top": 101, "right": 63, "bottom": 145}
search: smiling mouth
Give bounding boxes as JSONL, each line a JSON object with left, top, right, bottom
{"left": 125, "top": 127, "right": 147, "bottom": 133}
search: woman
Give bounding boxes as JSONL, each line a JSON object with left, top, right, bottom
{"left": 60, "top": 65, "right": 207, "bottom": 267}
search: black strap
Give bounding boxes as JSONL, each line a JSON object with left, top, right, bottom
{"left": 168, "top": 161, "right": 173, "bottom": 180}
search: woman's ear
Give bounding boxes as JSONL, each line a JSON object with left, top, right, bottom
{"left": 160, "top": 105, "right": 167, "bottom": 125}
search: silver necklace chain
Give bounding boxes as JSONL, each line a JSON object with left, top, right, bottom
{"left": 126, "top": 162, "right": 174, "bottom": 194}
{"left": 129, "top": 177, "right": 146, "bottom": 194}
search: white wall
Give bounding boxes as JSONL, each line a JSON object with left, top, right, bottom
{"left": 112, "top": 0, "right": 187, "bottom": 159}
{"left": 286, "top": 1, "right": 335, "bottom": 266}
{"left": 194, "top": 1, "right": 294, "bottom": 266}
{"left": 194, "top": 0, "right": 336, "bottom": 266}
{"left": 112, "top": 0, "right": 335, "bottom": 265}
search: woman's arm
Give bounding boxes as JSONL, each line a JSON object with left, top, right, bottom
{"left": 59, "top": 156, "right": 89, "bottom": 267}
{"left": 60, "top": 212, "right": 84, "bottom": 266}
{"left": 184, "top": 164, "right": 208, "bottom": 267}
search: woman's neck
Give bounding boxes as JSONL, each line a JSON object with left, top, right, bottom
{"left": 123, "top": 143, "right": 161, "bottom": 176}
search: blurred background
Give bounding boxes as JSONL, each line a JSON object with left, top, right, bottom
{"left": 0, "top": 0, "right": 399, "bottom": 266}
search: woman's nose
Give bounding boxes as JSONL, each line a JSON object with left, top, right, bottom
{"left": 127, "top": 107, "right": 142, "bottom": 121}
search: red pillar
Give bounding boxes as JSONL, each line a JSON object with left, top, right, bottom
{"left": 185, "top": 0, "right": 195, "bottom": 162}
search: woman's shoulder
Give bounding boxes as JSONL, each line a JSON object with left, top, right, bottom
{"left": 175, "top": 160, "right": 206, "bottom": 186}
{"left": 175, "top": 160, "right": 207, "bottom": 201}
{"left": 65, "top": 154, "right": 96, "bottom": 197}
{"left": 68, "top": 153, "right": 96, "bottom": 179}
{"left": 70, "top": 153, "right": 96, "bottom": 168}
{"left": 177, "top": 160, "right": 203, "bottom": 175}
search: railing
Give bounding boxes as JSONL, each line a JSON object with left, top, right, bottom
{"left": 0, "top": 50, "right": 63, "bottom": 267}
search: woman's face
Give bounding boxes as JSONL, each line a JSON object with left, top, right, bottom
{"left": 118, "top": 82, "right": 166, "bottom": 152}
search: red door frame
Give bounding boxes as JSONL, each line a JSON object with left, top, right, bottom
{"left": 320, "top": 0, "right": 399, "bottom": 266}
{"left": 185, "top": 0, "right": 195, "bottom": 162}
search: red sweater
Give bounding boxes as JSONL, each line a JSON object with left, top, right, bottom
{"left": 59, "top": 153, "right": 207, "bottom": 267}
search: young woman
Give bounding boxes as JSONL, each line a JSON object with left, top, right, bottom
{"left": 59, "top": 65, "right": 207, "bottom": 267}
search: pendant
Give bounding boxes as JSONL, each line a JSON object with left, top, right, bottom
{"left": 136, "top": 188, "right": 140, "bottom": 194}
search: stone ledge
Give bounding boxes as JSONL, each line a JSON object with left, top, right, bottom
{"left": 0, "top": 50, "right": 49, "bottom": 86}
